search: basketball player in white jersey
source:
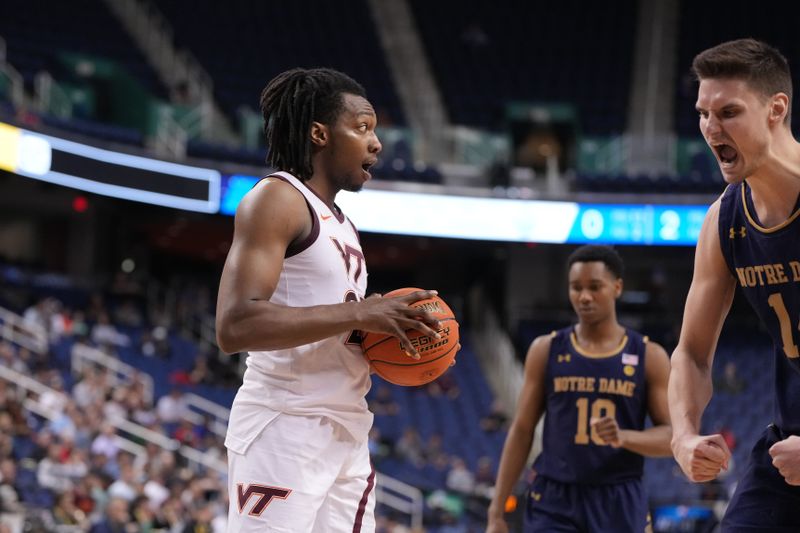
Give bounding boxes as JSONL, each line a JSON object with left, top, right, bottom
{"left": 216, "top": 68, "right": 442, "bottom": 532}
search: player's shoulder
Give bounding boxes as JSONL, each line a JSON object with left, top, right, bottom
{"left": 642, "top": 338, "right": 670, "bottom": 380}
{"left": 526, "top": 333, "right": 555, "bottom": 362}
{"left": 236, "top": 176, "right": 306, "bottom": 221}
{"left": 643, "top": 338, "right": 668, "bottom": 359}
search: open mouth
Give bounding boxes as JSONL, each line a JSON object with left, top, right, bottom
{"left": 713, "top": 143, "right": 739, "bottom": 168}
{"left": 361, "top": 160, "right": 377, "bottom": 177}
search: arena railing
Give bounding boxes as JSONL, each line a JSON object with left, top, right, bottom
{"left": 0, "top": 305, "right": 48, "bottom": 355}
{"left": 375, "top": 473, "right": 424, "bottom": 530}
{"left": 70, "top": 341, "right": 154, "bottom": 405}
{"left": 0, "top": 364, "right": 226, "bottom": 475}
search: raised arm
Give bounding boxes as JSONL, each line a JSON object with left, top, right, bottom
{"left": 668, "top": 199, "right": 737, "bottom": 482}
{"left": 215, "top": 179, "right": 440, "bottom": 355}
{"left": 592, "top": 341, "right": 672, "bottom": 457}
{"left": 486, "top": 334, "right": 550, "bottom": 533}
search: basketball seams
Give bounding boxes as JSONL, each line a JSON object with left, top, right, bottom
{"left": 368, "top": 341, "right": 459, "bottom": 367}
{"left": 359, "top": 288, "right": 459, "bottom": 386}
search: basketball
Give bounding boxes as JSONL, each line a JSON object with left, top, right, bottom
{"left": 361, "top": 287, "right": 460, "bottom": 386}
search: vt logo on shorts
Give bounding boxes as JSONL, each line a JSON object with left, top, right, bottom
{"left": 236, "top": 483, "right": 292, "bottom": 516}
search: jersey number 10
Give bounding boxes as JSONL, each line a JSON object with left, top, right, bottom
{"left": 768, "top": 293, "right": 799, "bottom": 359}
{"left": 574, "top": 397, "right": 616, "bottom": 445}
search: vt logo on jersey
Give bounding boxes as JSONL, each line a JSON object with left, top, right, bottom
{"left": 236, "top": 483, "right": 291, "bottom": 517}
{"left": 331, "top": 237, "right": 365, "bottom": 284}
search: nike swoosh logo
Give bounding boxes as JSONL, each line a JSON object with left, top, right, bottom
{"left": 321, "top": 215, "right": 333, "bottom": 221}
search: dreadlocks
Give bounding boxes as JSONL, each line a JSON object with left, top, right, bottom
{"left": 259, "top": 68, "right": 366, "bottom": 180}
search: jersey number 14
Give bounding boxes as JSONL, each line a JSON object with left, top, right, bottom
{"left": 768, "top": 293, "right": 799, "bottom": 359}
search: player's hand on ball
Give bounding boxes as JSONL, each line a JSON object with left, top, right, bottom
{"left": 672, "top": 433, "right": 731, "bottom": 482}
{"left": 769, "top": 435, "right": 800, "bottom": 485}
{"left": 357, "top": 290, "right": 442, "bottom": 358}
{"left": 591, "top": 416, "right": 623, "bottom": 447}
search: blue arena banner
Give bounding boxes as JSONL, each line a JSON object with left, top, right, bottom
{"left": 219, "top": 174, "right": 709, "bottom": 246}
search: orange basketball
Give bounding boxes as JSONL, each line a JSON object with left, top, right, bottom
{"left": 361, "top": 287, "right": 460, "bottom": 386}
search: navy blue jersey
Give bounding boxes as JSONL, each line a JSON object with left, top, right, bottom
{"left": 533, "top": 326, "right": 649, "bottom": 484}
{"left": 718, "top": 182, "right": 800, "bottom": 432}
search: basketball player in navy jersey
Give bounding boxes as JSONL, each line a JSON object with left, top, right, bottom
{"left": 216, "top": 68, "right": 442, "bottom": 532}
{"left": 669, "top": 39, "right": 800, "bottom": 531}
{"left": 487, "top": 245, "right": 672, "bottom": 533}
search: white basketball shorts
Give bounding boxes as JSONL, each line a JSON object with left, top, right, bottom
{"left": 226, "top": 413, "right": 376, "bottom": 532}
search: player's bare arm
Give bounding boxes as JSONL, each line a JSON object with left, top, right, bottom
{"left": 216, "top": 179, "right": 440, "bottom": 355}
{"left": 668, "top": 199, "right": 737, "bottom": 482}
{"left": 486, "top": 334, "right": 549, "bottom": 533}
{"left": 591, "top": 341, "right": 672, "bottom": 456}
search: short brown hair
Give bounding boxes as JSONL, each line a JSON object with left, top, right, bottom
{"left": 693, "top": 38, "right": 792, "bottom": 123}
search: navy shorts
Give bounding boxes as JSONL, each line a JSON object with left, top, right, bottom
{"left": 721, "top": 425, "right": 800, "bottom": 532}
{"left": 524, "top": 475, "right": 651, "bottom": 532}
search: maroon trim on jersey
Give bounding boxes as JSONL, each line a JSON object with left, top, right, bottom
{"left": 269, "top": 174, "right": 321, "bottom": 258}
{"left": 352, "top": 465, "right": 376, "bottom": 533}
{"left": 347, "top": 218, "right": 361, "bottom": 244}
{"left": 300, "top": 179, "right": 346, "bottom": 224}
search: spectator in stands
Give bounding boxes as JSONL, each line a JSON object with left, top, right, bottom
{"left": 142, "top": 466, "right": 170, "bottom": 511}
{"left": 70, "top": 311, "right": 90, "bottom": 339}
{"left": 479, "top": 400, "right": 509, "bottom": 433}
{"left": 156, "top": 388, "right": 189, "bottom": 424}
{"left": 73, "top": 367, "right": 110, "bottom": 409}
{"left": 89, "top": 497, "right": 131, "bottom": 533}
{"left": 47, "top": 400, "right": 78, "bottom": 440}
{"left": 0, "top": 458, "right": 24, "bottom": 533}
{"left": 368, "top": 427, "right": 392, "bottom": 465}
{"left": 0, "top": 399, "right": 29, "bottom": 440}
{"left": 37, "top": 371, "right": 68, "bottom": 414}
{"left": 0, "top": 342, "right": 26, "bottom": 375}
{"left": 154, "top": 496, "right": 186, "bottom": 532}
{"left": 173, "top": 419, "right": 200, "bottom": 447}
{"left": 396, "top": 427, "right": 426, "bottom": 467}
{"left": 107, "top": 463, "right": 140, "bottom": 502}
{"left": 140, "top": 326, "right": 171, "bottom": 359}
{"left": 370, "top": 385, "right": 400, "bottom": 416}
{"left": 0, "top": 436, "right": 10, "bottom": 470}
{"left": 37, "top": 441, "right": 86, "bottom": 493}
{"left": 91, "top": 312, "right": 130, "bottom": 348}
{"left": 446, "top": 457, "right": 476, "bottom": 495}
{"left": 715, "top": 361, "right": 746, "bottom": 394}
{"left": 424, "top": 432, "right": 448, "bottom": 465}
{"left": 113, "top": 300, "right": 143, "bottom": 328}
{"left": 426, "top": 372, "right": 461, "bottom": 399}
{"left": 128, "top": 390, "right": 157, "bottom": 428}
{"left": 91, "top": 423, "right": 120, "bottom": 462}
{"left": 473, "top": 456, "right": 496, "bottom": 498}
{"left": 182, "top": 502, "right": 217, "bottom": 533}
{"left": 51, "top": 489, "right": 90, "bottom": 530}
{"left": 185, "top": 355, "right": 210, "bottom": 386}
{"left": 22, "top": 298, "right": 49, "bottom": 332}
{"left": 130, "top": 495, "right": 156, "bottom": 531}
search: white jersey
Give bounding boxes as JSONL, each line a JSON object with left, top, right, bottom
{"left": 225, "top": 171, "right": 372, "bottom": 454}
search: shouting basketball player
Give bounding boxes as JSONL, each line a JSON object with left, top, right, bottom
{"left": 215, "top": 68, "right": 441, "bottom": 532}
{"left": 669, "top": 39, "right": 800, "bottom": 531}
{"left": 487, "top": 245, "right": 672, "bottom": 533}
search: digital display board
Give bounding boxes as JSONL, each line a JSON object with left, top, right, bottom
{"left": 0, "top": 120, "right": 711, "bottom": 246}
{"left": 219, "top": 174, "right": 709, "bottom": 246}
{"left": 0, "top": 122, "right": 220, "bottom": 213}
